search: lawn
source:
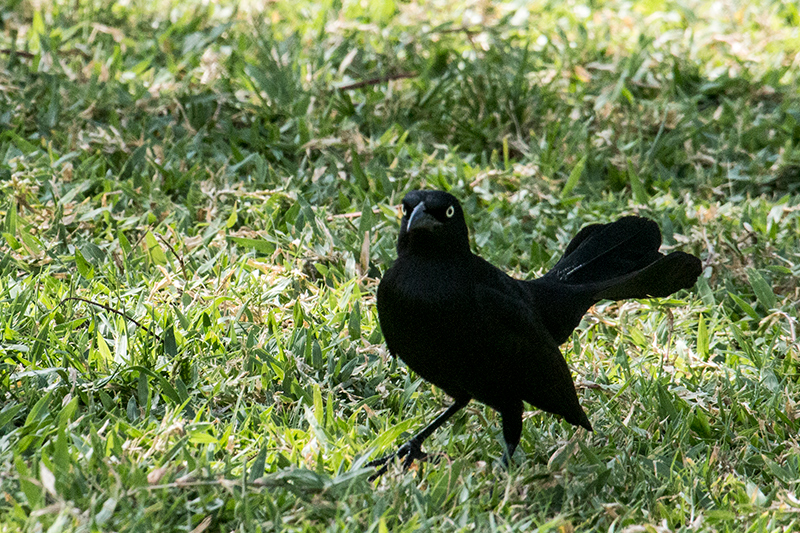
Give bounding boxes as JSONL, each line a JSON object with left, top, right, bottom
{"left": 1, "top": 0, "right": 800, "bottom": 531}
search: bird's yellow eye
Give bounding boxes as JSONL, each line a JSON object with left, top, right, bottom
{"left": 401, "top": 204, "right": 408, "bottom": 216}
{"left": 446, "top": 205, "right": 455, "bottom": 218}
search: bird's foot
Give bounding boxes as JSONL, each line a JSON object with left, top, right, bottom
{"left": 367, "top": 438, "right": 427, "bottom": 481}
{"left": 501, "top": 451, "right": 513, "bottom": 469}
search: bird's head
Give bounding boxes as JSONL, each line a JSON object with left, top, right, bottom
{"left": 397, "top": 190, "right": 470, "bottom": 256}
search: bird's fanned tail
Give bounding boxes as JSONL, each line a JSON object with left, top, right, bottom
{"left": 531, "top": 216, "right": 702, "bottom": 344}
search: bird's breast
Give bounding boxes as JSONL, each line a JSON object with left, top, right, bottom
{"left": 382, "top": 258, "right": 473, "bottom": 314}
{"left": 377, "top": 257, "right": 478, "bottom": 396}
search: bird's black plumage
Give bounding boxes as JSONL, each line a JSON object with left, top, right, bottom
{"left": 370, "top": 190, "right": 702, "bottom": 477}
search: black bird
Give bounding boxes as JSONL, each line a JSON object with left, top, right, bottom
{"left": 369, "top": 189, "right": 702, "bottom": 478}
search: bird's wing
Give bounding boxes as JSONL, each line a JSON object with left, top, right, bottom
{"left": 467, "top": 281, "right": 591, "bottom": 429}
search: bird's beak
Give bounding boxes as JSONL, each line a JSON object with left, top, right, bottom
{"left": 407, "top": 201, "right": 440, "bottom": 232}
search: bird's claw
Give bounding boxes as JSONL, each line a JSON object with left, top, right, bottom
{"left": 367, "top": 438, "right": 426, "bottom": 481}
{"left": 398, "top": 439, "right": 427, "bottom": 467}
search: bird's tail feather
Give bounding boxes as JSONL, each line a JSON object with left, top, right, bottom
{"left": 593, "top": 251, "right": 702, "bottom": 300}
{"left": 543, "top": 217, "right": 665, "bottom": 285}
{"left": 542, "top": 216, "right": 701, "bottom": 297}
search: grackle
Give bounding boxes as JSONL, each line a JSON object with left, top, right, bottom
{"left": 368, "top": 190, "right": 702, "bottom": 478}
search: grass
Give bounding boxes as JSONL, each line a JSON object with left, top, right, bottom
{"left": 1, "top": 0, "right": 800, "bottom": 530}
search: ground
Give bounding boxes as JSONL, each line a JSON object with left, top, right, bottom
{"left": 1, "top": 0, "right": 799, "bottom": 531}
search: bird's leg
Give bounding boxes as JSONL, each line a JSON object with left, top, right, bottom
{"left": 500, "top": 403, "right": 523, "bottom": 467}
{"left": 368, "top": 398, "right": 469, "bottom": 480}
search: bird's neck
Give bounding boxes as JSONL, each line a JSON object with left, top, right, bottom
{"left": 397, "top": 235, "right": 471, "bottom": 259}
